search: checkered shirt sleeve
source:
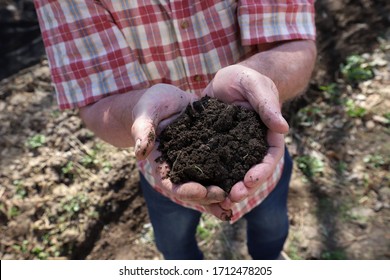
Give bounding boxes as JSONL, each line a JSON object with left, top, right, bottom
{"left": 238, "top": 0, "right": 316, "bottom": 45}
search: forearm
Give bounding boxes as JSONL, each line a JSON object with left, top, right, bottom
{"left": 239, "top": 40, "right": 317, "bottom": 104}
{"left": 79, "top": 89, "right": 146, "bottom": 148}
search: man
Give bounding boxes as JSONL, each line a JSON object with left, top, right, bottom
{"left": 34, "top": 0, "right": 317, "bottom": 259}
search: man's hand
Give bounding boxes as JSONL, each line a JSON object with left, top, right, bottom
{"left": 202, "top": 65, "right": 288, "bottom": 206}
{"left": 131, "top": 84, "right": 195, "bottom": 159}
{"left": 131, "top": 84, "right": 231, "bottom": 220}
{"left": 79, "top": 40, "right": 316, "bottom": 220}
{"left": 80, "top": 83, "right": 231, "bottom": 220}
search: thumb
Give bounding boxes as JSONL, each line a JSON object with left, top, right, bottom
{"left": 132, "top": 114, "right": 156, "bottom": 160}
{"left": 131, "top": 84, "right": 196, "bottom": 160}
{"left": 258, "top": 100, "right": 289, "bottom": 134}
{"left": 243, "top": 74, "right": 289, "bottom": 134}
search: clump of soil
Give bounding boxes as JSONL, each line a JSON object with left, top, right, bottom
{"left": 157, "top": 97, "right": 268, "bottom": 193}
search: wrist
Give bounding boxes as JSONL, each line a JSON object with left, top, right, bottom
{"left": 238, "top": 40, "right": 317, "bottom": 103}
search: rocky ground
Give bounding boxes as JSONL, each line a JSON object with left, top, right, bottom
{"left": 0, "top": 0, "right": 389, "bottom": 260}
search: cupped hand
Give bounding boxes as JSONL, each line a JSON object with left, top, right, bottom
{"left": 201, "top": 65, "right": 288, "bottom": 206}
{"left": 131, "top": 84, "right": 231, "bottom": 220}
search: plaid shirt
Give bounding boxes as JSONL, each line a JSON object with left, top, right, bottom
{"left": 35, "top": 0, "right": 316, "bottom": 222}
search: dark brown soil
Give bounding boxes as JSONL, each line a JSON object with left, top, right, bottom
{"left": 157, "top": 97, "right": 268, "bottom": 193}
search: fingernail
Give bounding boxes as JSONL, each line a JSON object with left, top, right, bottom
{"left": 279, "top": 115, "right": 289, "bottom": 130}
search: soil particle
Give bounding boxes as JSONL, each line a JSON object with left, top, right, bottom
{"left": 157, "top": 97, "right": 268, "bottom": 193}
{"left": 145, "top": 130, "right": 155, "bottom": 155}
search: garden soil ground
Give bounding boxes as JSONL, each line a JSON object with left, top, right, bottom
{"left": 0, "top": 0, "right": 389, "bottom": 259}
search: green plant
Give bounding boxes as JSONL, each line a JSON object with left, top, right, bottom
{"left": 296, "top": 155, "right": 324, "bottom": 178}
{"left": 319, "top": 83, "right": 341, "bottom": 103}
{"left": 102, "top": 161, "right": 113, "bottom": 173}
{"left": 345, "top": 99, "right": 366, "bottom": 118}
{"left": 363, "top": 154, "right": 387, "bottom": 169}
{"left": 61, "top": 161, "right": 74, "bottom": 175}
{"left": 287, "top": 244, "right": 302, "bottom": 260}
{"left": 8, "top": 206, "right": 20, "bottom": 218}
{"left": 13, "top": 180, "right": 27, "bottom": 199}
{"left": 80, "top": 150, "right": 98, "bottom": 167}
{"left": 196, "top": 224, "right": 213, "bottom": 241}
{"left": 12, "top": 240, "right": 29, "bottom": 254}
{"left": 362, "top": 173, "right": 371, "bottom": 189}
{"left": 321, "top": 250, "right": 347, "bottom": 260}
{"left": 319, "top": 83, "right": 338, "bottom": 95}
{"left": 335, "top": 160, "right": 348, "bottom": 175}
{"left": 286, "top": 234, "right": 303, "bottom": 260}
{"left": 61, "top": 194, "right": 89, "bottom": 219}
{"left": 196, "top": 216, "right": 219, "bottom": 243}
{"left": 296, "top": 106, "right": 323, "bottom": 126}
{"left": 139, "top": 223, "right": 155, "bottom": 244}
{"left": 40, "top": 234, "right": 62, "bottom": 258}
{"left": 341, "top": 54, "right": 374, "bottom": 83}
{"left": 384, "top": 113, "right": 390, "bottom": 122}
{"left": 338, "top": 201, "right": 354, "bottom": 222}
{"left": 80, "top": 144, "right": 104, "bottom": 168}
{"left": 26, "top": 134, "right": 46, "bottom": 149}
{"left": 350, "top": 210, "right": 371, "bottom": 225}
{"left": 41, "top": 233, "right": 51, "bottom": 245}
{"left": 31, "top": 246, "right": 49, "bottom": 260}
{"left": 50, "top": 109, "right": 61, "bottom": 118}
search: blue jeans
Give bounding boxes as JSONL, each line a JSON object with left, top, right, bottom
{"left": 140, "top": 148, "right": 293, "bottom": 260}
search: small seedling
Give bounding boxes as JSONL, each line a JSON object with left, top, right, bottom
{"left": 139, "top": 223, "right": 155, "bottom": 244}
{"left": 196, "top": 226, "right": 212, "bottom": 241}
{"left": 319, "top": 83, "right": 338, "bottom": 95}
{"left": 384, "top": 113, "right": 390, "bottom": 122}
{"left": 31, "top": 246, "right": 49, "bottom": 260}
{"left": 345, "top": 99, "right": 366, "bottom": 118}
{"left": 61, "top": 194, "right": 89, "bottom": 219}
{"left": 8, "top": 206, "right": 20, "bottom": 218}
{"left": 80, "top": 150, "right": 98, "bottom": 167}
{"left": 13, "top": 180, "right": 27, "bottom": 199}
{"left": 13, "top": 240, "right": 29, "bottom": 254}
{"left": 362, "top": 173, "right": 371, "bottom": 189}
{"left": 296, "top": 155, "right": 324, "bottom": 178}
{"left": 321, "top": 250, "right": 347, "bottom": 260}
{"left": 320, "top": 83, "right": 341, "bottom": 103}
{"left": 341, "top": 54, "right": 374, "bottom": 83}
{"left": 26, "top": 134, "right": 46, "bottom": 149}
{"left": 286, "top": 233, "right": 303, "bottom": 260}
{"left": 61, "top": 161, "right": 74, "bottom": 175}
{"left": 102, "top": 161, "right": 113, "bottom": 173}
{"left": 196, "top": 216, "right": 220, "bottom": 243}
{"left": 296, "top": 106, "right": 323, "bottom": 126}
{"left": 50, "top": 109, "right": 61, "bottom": 118}
{"left": 363, "top": 154, "right": 386, "bottom": 169}
{"left": 335, "top": 160, "right": 348, "bottom": 175}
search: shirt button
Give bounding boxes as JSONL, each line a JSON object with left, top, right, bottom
{"left": 193, "top": 75, "right": 203, "bottom": 82}
{"left": 180, "top": 20, "right": 189, "bottom": 29}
